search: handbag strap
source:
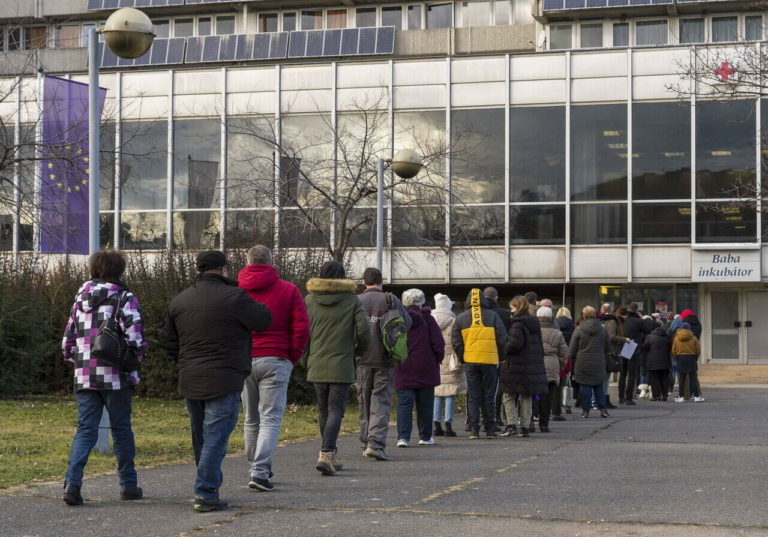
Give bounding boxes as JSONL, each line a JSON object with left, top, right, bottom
{"left": 110, "top": 291, "right": 126, "bottom": 321}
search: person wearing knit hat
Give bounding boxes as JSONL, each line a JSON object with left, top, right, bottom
{"left": 671, "top": 322, "right": 703, "bottom": 402}
{"left": 432, "top": 294, "right": 465, "bottom": 438}
{"left": 536, "top": 306, "right": 568, "bottom": 432}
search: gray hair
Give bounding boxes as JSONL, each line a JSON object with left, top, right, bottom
{"left": 483, "top": 287, "right": 499, "bottom": 300}
{"left": 247, "top": 245, "right": 273, "bottom": 265}
{"left": 600, "top": 303, "right": 613, "bottom": 313}
{"left": 402, "top": 288, "right": 426, "bottom": 308}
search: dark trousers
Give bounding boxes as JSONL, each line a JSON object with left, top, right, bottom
{"left": 648, "top": 369, "right": 670, "bottom": 399}
{"left": 618, "top": 356, "right": 639, "bottom": 402}
{"left": 314, "top": 383, "right": 350, "bottom": 453}
{"left": 466, "top": 363, "right": 498, "bottom": 432}
{"left": 538, "top": 381, "right": 559, "bottom": 427}
{"left": 678, "top": 371, "right": 701, "bottom": 398}
{"left": 396, "top": 387, "right": 434, "bottom": 442}
{"left": 552, "top": 379, "right": 564, "bottom": 416}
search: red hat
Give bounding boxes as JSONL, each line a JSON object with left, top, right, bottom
{"left": 680, "top": 309, "right": 694, "bottom": 320}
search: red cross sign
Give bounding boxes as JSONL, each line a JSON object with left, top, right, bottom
{"left": 714, "top": 62, "right": 737, "bottom": 82}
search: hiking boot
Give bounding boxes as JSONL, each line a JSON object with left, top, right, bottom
{"left": 248, "top": 477, "right": 274, "bottom": 491}
{"left": 316, "top": 451, "right": 336, "bottom": 476}
{"left": 519, "top": 427, "right": 531, "bottom": 438}
{"left": 433, "top": 421, "right": 444, "bottom": 437}
{"left": 63, "top": 483, "right": 83, "bottom": 506}
{"left": 332, "top": 451, "right": 344, "bottom": 470}
{"left": 120, "top": 486, "right": 143, "bottom": 501}
{"left": 469, "top": 429, "right": 480, "bottom": 440}
{"left": 364, "top": 447, "right": 389, "bottom": 461}
{"left": 444, "top": 423, "right": 457, "bottom": 437}
{"left": 193, "top": 497, "right": 228, "bottom": 512}
{"left": 500, "top": 425, "right": 518, "bottom": 437}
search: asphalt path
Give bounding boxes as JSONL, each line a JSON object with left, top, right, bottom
{"left": 4, "top": 386, "right": 768, "bottom": 537}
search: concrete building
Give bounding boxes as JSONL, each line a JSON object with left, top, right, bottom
{"left": 1, "top": 0, "right": 767, "bottom": 374}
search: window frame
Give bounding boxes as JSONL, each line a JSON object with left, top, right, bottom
{"left": 215, "top": 14, "right": 237, "bottom": 36}
{"left": 256, "top": 12, "right": 280, "bottom": 34}
{"left": 172, "top": 17, "right": 195, "bottom": 38}
{"left": 460, "top": 1, "right": 493, "bottom": 28}
{"left": 634, "top": 18, "right": 669, "bottom": 47}
{"left": 354, "top": 6, "right": 379, "bottom": 28}
{"left": 710, "top": 14, "right": 741, "bottom": 43}
{"left": 548, "top": 23, "right": 573, "bottom": 50}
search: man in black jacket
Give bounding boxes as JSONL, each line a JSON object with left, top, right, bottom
{"left": 165, "top": 251, "right": 272, "bottom": 513}
{"left": 484, "top": 287, "right": 510, "bottom": 428}
{"left": 619, "top": 303, "right": 650, "bottom": 405}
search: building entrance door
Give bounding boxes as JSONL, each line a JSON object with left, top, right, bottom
{"left": 745, "top": 292, "right": 768, "bottom": 364}
{"left": 707, "top": 288, "right": 768, "bottom": 364}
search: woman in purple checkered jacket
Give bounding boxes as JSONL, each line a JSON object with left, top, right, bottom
{"left": 61, "top": 250, "right": 147, "bottom": 506}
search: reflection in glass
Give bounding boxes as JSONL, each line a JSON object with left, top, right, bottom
{"left": 613, "top": 23, "right": 629, "bottom": 46}
{"left": 510, "top": 205, "right": 565, "bottom": 244}
{"left": 636, "top": 20, "right": 667, "bottom": 46}
{"left": 174, "top": 18, "right": 194, "bottom": 38}
{"left": 392, "top": 206, "right": 445, "bottom": 247}
{"left": 394, "top": 111, "right": 446, "bottom": 204}
{"left": 120, "top": 212, "right": 167, "bottom": 250}
{"left": 327, "top": 10, "right": 348, "bottom": 29}
{"left": 198, "top": 17, "right": 212, "bottom": 36}
{"left": 100, "top": 123, "right": 116, "bottom": 211}
{"left": 550, "top": 25, "right": 572, "bottom": 49}
{"left": 227, "top": 210, "right": 275, "bottom": 249}
{"left": 452, "top": 108, "right": 505, "bottom": 204}
{"left": 121, "top": 121, "right": 168, "bottom": 210}
{"left": 633, "top": 102, "right": 691, "bottom": 200}
{"left": 0, "top": 215, "right": 12, "bottom": 251}
{"left": 696, "top": 100, "right": 755, "bottom": 199}
{"left": 746, "top": 16, "right": 763, "bottom": 41}
{"left": 153, "top": 20, "right": 170, "bottom": 39}
{"left": 173, "top": 211, "right": 220, "bottom": 249}
{"left": 407, "top": 5, "right": 422, "bottom": 29}
{"left": 216, "top": 16, "right": 235, "bottom": 35}
{"left": 679, "top": 19, "right": 704, "bottom": 43}
{"left": 451, "top": 205, "right": 504, "bottom": 246}
{"left": 301, "top": 10, "right": 323, "bottom": 30}
{"left": 696, "top": 202, "right": 756, "bottom": 243}
{"left": 712, "top": 17, "right": 738, "bottom": 43}
{"left": 281, "top": 115, "right": 333, "bottom": 207}
{"left": 495, "top": 0, "right": 510, "bottom": 25}
{"left": 633, "top": 204, "right": 691, "bottom": 244}
{"left": 510, "top": 107, "right": 565, "bottom": 202}
{"left": 382, "top": 7, "right": 403, "bottom": 30}
{"left": 346, "top": 208, "right": 379, "bottom": 248}
{"left": 227, "top": 117, "right": 276, "bottom": 208}
{"left": 462, "top": 2, "right": 491, "bottom": 28}
{"left": 356, "top": 8, "right": 376, "bottom": 28}
{"left": 427, "top": 3, "right": 452, "bottom": 29}
{"left": 174, "top": 119, "right": 221, "bottom": 210}
{"left": 571, "top": 105, "right": 627, "bottom": 201}
{"left": 258, "top": 14, "right": 278, "bottom": 33}
{"left": 581, "top": 24, "right": 602, "bottom": 48}
{"left": 571, "top": 203, "right": 627, "bottom": 245}
{"left": 100, "top": 213, "right": 114, "bottom": 249}
{"left": 280, "top": 209, "right": 329, "bottom": 248}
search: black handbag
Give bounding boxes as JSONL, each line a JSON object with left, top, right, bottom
{"left": 91, "top": 292, "right": 140, "bottom": 373}
{"left": 606, "top": 353, "right": 620, "bottom": 373}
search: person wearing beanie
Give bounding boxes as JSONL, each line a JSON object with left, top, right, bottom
{"left": 672, "top": 322, "right": 703, "bottom": 402}
{"left": 536, "top": 306, "right": 568, "bottom": 432}
{"left": 165, "top": 251, "right": 273, "bottom": 512}
{"left": 302, "top": 261, "right": 370, "bottom": 475}
{"left": 432, "top": 294, "right": 465, "bottom": 438}
{"left": 394, "top": 289, "right": 444, "bottom": 447}
{"left": 680, "top": 309, "right": 703, "bottom": 340}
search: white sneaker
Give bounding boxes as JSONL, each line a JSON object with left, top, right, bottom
{"left": 396, "top": 439, "right": 408, "bottom": 448}
{"left": 675, "top": 397, "right": 685, "bottom": 403}
{"left": 693, "top": 396, "right": 705, "bottom": 402}
{"left": 418, "top": 438, "right": 435, "bottom": 446}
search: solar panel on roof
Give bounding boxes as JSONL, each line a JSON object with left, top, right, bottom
{"left": 306, "top": 30, "right": 324, "bottom": 57}
{"left": 185, "top": 37, "right": 204, "bottom": 63}
{"left": 150, "top": 38, "right": 168, "bottom": 64}
{"left": 236, "top": 34, "right": 254, "bottom": 60}
{"left": 220, "top": 35, "right": 237, "bottom": 61}
{"left": 202, "top": 35, "right": 221, "bottom": 62}
{"left": 288, "top": 31, "right": 307, "bottom": 57}
{"left": 340, "top": 29, "right": 359, "bottom": 55}
{"left": 376, "top": 27, "right": 395, "bottom": 54}
{"left": 167, "top": 38, "right": 185, "bottom": 63}
{"left": 253, "top": 33, "right": 270, "bottom": 59}
{"left": 358, "top": 28, "right": 377, "bottom": 55}
{"left": 323, "top": 29, "right": 342, "bottom": 56}
{"left": 270, "top": 32, "right": 289, "bottom": 59}
{"left": 87, "top": 0, "right": 102, "bottom": 10}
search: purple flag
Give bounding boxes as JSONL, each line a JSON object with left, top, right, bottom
{"left": 40, "top": 76, "right": 107, "bottom": 255}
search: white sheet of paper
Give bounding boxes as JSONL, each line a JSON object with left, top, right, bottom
{"left": 620, "top": 341, "right": 638, "bottom": 359}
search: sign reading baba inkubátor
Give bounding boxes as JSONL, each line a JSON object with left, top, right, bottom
{"left": 692, "top": 250, "right": 761, "bottom": 282}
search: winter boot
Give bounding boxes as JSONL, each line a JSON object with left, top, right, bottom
{"left": 63, "top": 482, "right": 83, "bottom": 506}
{"left": 638, "top": 384, "right": 649, "bottom": 399}
{"left": 433, "top": 421, "right": 445, "bottom": 437}
{"left": 316, "top": 451, "right": 336, "bottom": 476}
{"left": 444, "top": 423, "right": 457, "bottom": 437}
{"left": 332, "top": 450, "right": 344, "bottom": 470}
{"left": 606, "top": 395, "right": 618, "bottom": 409}
{"left": 519, "top": 427, "right": 531, "bottom": 438}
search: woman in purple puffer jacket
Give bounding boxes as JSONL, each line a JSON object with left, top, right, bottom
{"left": 394, "top": 288, "right": 445, "bottom": 447}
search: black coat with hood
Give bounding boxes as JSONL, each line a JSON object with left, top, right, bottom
{"left": 641, "top": 327, "right": 672, "bottom": 371}
{"left": 683, "top": 314, "right": 703, "bottom": 340}
{"left": 568, "top": 318, "right": 611, "bottom": 387}
{"left": 499, "top": 312, "right": 548, "bottom": 396}
{"left": 623, "top": 311, "right": 650, "bottom": 354}
{"left": 554, "top": 317, "right": 576, "bottom": 346}
{"left": 486, "top": 298, "right": 512, "bottom": 332}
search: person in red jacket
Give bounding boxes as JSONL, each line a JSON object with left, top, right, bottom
{"left": 238, "top": 245, "right": 310, "bottom": 492}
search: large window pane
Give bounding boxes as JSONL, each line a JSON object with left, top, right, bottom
{"left": 55, "top": 25, "right": 80, "bottom": 48}
{"left": 100, "top": 123, "right": 116, "bottom": 211}
{"left": 120, "top": 212, "right": 167, "bottom": 250}
{"left": 636, "top": 20, "right": 667, "bottom": 46}
{"left": 227, "top": 210, "right": 275, "bottom": 249}
{"left": 25, "top": 27, "right": 47, "bottom": 50}
{"left": 198, "top": 18, "right": 212, "bottom": 36}
{"left": 174, "top": 119, "right": 221, "bottom": 210}
{"left": 281, "top": 115, "right": 334, "bottom": 207}
{"left": 495, "top": 0, "right": 510, "bottom": 25}
{"left": 172, "top": 211, "right": 220, "bottom": 249}
{"left": 227, "top": 117, "right": 276, "bottom": 208}
{"left": 613, "top": 23, "right": 629, "bottom": 47}
{"left": 328, "top": 10, "right": 348, "bottom": 30}
{"left": 451, "top": 205, "right": 504, "bottom": 246}
{"left": 633, "top": 102, "right": 691, "bottom": 200}
{"left": 174, "top": 18, "right": 194, "bottom": 38}
{"left": 394, "top": 111, "right": 446, "bottom": 205}
{"left": 696, "top": 202, "right": 756, "bottom": 243}
{"left": 427, "top": 3, "right": 452, "bottom": 29}
{"left": 510, "top": 205, "right": 565, "bottom": 245}
{"left": 258, "top": 14, "right": 278, "bottom": 33}
{"left": 462, "top": 2, "right": 491, "bottom": 27}
{"left": 392, "top": 206, "right": 445, "bottom": 247}
{"left": 280, "top": 209, "right": 330, "bottom": 248}
{"left": 571, "top": 203, "right": 627, "bottom": 245}
{"left": 282, "top": 13, "right": 297, "bottom": 32}
{"left": 302, "top": 10, "right": 323, "bottom": 30}
{"left": 679, "top": 19, "right": 704, "bottom": 44}
{"left": 510, "top": 106, "right": 565, "bottom": 202}
{"left": 712, "top": 16, "right": 738, "bottom": 43}
{"left": 216, "top": 16, "right": 235, "bottom": 35}
{"left": 696, "top": 100, "right": 755, "bottom": 199}
{"left": 346, "top": 208, "right": 380, "bottom": 248}
{"left": 99, "top": 213, "right": 114, "bottom": 249}
{"left": 633, "top": 204, "right": 691, "bottom": 244}
{"left": 121, "top": 121, "right": 168, "bottom": 210}
{"left": 382, "top": 7, "right": 403, "bottom": 30}
{"left": 746, "top": 16, "right": 763, "bottom": 41}
{"left": 408, "top": 6, "right": 422, "bottom": 30}
{"left": 356, "top": 8, "right": 376, "bottom": 28}
{"left": 571, "top": 104, "right": 627, "bottom": 201}
{"left": 581, "top": 23, "right": 602, "bottom": 48}
{"left": 452, "top": 108, "right": 505, "bottom": 204}
{"left": 153, "top": 20, "right": 170, "bottom": 39}
{"left": 550, "top": 25, "right": 572, "bottom": 49}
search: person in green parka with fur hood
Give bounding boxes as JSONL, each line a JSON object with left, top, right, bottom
{"left": 302, "top": 260, "right": 370, "bottom": 476}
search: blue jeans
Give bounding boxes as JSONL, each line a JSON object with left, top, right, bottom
{"left": 396, "top": 387, "right": 434, "bottom": 442}
{"left": 640, "top": 365, "right": 648, "bottom": 386}
{"left": 580, "top": 383, "right": 607, "bottom": 411}
{"left": 242, "top": 357, "right": 293, "bottom": 480}
{"left": 185, "top": 392, "right": 240, "bottom": 499}
{"left": 433, "top": 395, "right": 456, "bottom": 423}
{"left": 65, "top": 388, "right": 137, "bottom": 490}
{"left": 670, "top": 358, "right": 678, "bottom": 387}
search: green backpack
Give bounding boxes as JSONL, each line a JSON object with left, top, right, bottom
{"left": 381, "top": 293, "right": 409, "bottom": 365}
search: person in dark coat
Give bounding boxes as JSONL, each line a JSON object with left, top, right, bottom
{"left": 642, "top": 326, "right": 672, "bottom": 401}
{"left": 555, "top": 307, "right": 576, "bottom": 345}
{"left": 568, "top": 306, "right": 612, "bottom": 418}
{"left": 395, "top": 289, "right": 445, "bottom": 447}
{"left": 500, "top": 296, "right": 548, "bottom": 438}
{"left": 619, "top": 303, "right": 650, "bottom": 405}
{"left": 600, "top": 304, "right": 630, "bottom": 409}
{"left": 681, "top": 309, "right": 703, "bottom": 340}
{"left": 165, "top": 251, "right": 272, "bottom": 512}
{"left": 484, "top": 287, "right": 510, "bottom": 427}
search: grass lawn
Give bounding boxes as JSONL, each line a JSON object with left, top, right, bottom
{"left": 0, "top": 395, "right": 359, "bottom": 491}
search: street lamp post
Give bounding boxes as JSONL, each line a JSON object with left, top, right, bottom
{"left": 376, "top": 149, "right": 422, "bottom": 272}
{"left": 89, "top": 8, "right": 154, "bottom": 453}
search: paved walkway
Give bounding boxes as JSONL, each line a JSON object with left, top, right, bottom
{"left": 3, "top": 386, "right": 768, "bottom": 536}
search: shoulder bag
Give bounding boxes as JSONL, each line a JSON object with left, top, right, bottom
{"left": 91, "top": 292, "right": 141, "bottom": 373}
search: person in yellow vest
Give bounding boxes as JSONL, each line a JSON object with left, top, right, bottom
{"left": 451, "top": 288, "right": 508, "bottom": 439}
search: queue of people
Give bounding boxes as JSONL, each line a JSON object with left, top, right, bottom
{"left": 60, "top": 249, "right": 704, "bottom": 512}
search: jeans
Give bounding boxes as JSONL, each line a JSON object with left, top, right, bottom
{"left": 466, "top": 363, "right": 498, "bottom": 432}
{"left": 669, "top": 358, "right": 678, "bottom": 388}
{"left": 242, "top": 356, "right": 293, "bottom": 480}
{"left": 594, "top": 378, "right": 610, "bottom": 407}
{"left": 65, "top": 388, "right": 137, "bottom": 489}
{"left": 648, "top": 369, "right": 670, "bottom": 399}
{"left": 639, "top": 365, "right": 648, "bottom": 386}
{"left": 503, "top": 393, "right": 533, "bottom": 428}
{"left": 618, "top": 355, "right": 639, "bottom": 402}
{"left": 186, "top": 392, "right": 240, "bottom": 499}
{"left": 580, "top": 383, "right": 607, "bottom": 411}
{"left": 678, "top": 371, "right": 701, "bottom": 398}
{"left": 539, "top": 382, "right": 559, "bottom": 427}
{"left": 396, "top": 387, "right": 435, "bottom": 441}
{"left": 433, "top": 395, "right": 456, "bottom": 423}
{"left": 314, "top": 383, "right": 350, "bottom": 452}
{"left": 357, "top": 366, "right": 394, "bottom": 450}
